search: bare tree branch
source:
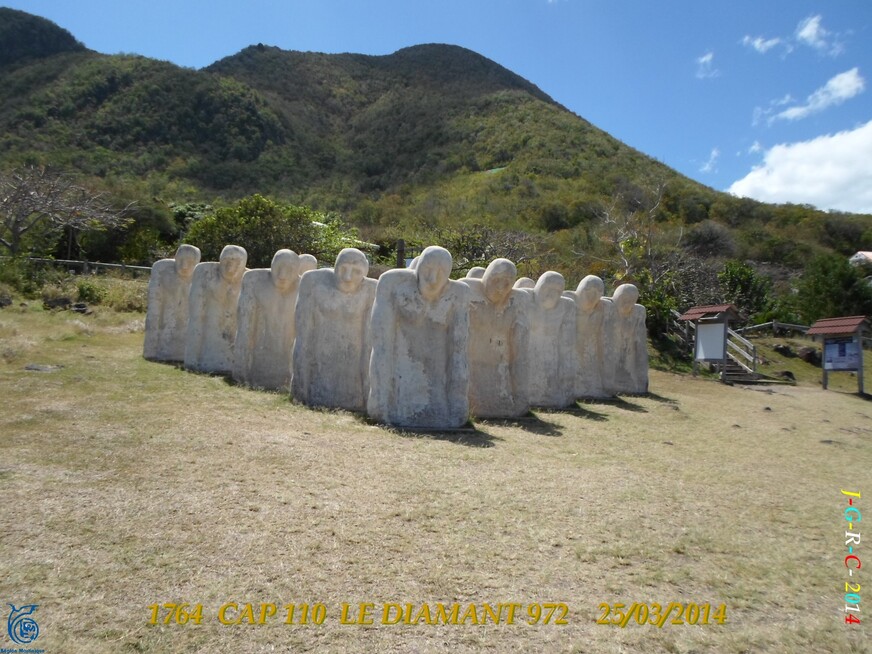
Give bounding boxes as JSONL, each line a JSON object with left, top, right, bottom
{"left": 0, "top": 166, "right": 134, "bottom": 256}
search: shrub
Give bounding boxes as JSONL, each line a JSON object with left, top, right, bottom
{"left": 76, "top": 278, "right": 108, "bottom": 304}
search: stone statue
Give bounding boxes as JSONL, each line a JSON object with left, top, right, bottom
{"left": 184, "top": 244, "right": 247, "bottom": 374}
{"left": 608, "top": 284, "right": 648, "bottom": 394}
{"left": 526, "top": 272, "right": 577, "bottom": 408}
{"left": 368, "top": 245, "right": 470, "bottom": 429}
{"left": 570, "top": 275, "right": 612, "bottom": 399}
{"left": 143, "top": 244, "right": 201, "bottom": 362}
{"left": 513, "top": 277, "right": 535, "bottom": 290}
{"left": 466, "top": 266, "right": 486, "bottom": 279}
{"left": 465, "top": 258, "right": 530, "bottom": 418}
{"left": 232, "top": 249, "right": 300, "bottom": 390}
{"left": 292, "top": 248, "right": 377, "bottom": 411}
{"left": 298, "top": 254, "right": 317, "bottom": 276}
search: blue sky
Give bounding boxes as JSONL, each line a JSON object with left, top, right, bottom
{"left": 6, "top": 0, "right": 872, "bottom": 214}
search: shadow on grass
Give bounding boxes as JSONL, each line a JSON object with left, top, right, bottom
{"left": 475, "top": 413, "right": 563, "bottom": 437}
{"left": 644, "top": 392, "right": 679, "bottom": 405}
{"left": 353, "top": 415, "right": 501, "bottom": 448}
{"left": 561, "top": 404, "right": 610, "bottom": 421}
{"left": 579, "top": 396, "right": 649, "bottom": 413}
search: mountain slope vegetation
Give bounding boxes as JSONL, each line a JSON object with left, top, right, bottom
{"left": 1, "top": 8, "right": 870, "bottom": 324}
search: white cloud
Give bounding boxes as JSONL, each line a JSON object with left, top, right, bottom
{"left": 741, "top": 35, "right": 784, "bottom": 54}
{"left": 796, "top": 15, "right": 827, "bottom": 48}
{"left": 748, "top": 141, "right": 763, "bottom": 154}
{"left": 753, "top": 94, "right": 795, "bottom": 126}
{"left": 696, "top": 52, "right": 719, "bottom": 79}
{"left": 742, "top": 15, "right": 843, "bottom": 57}
{"left": 773, "top": 68, "right": 865, "bottom": 122}
{"left": 700, "top": 147, "right": 720, "bottom": 173}
{"left": 729, "top": 120, "right": 872, "bottom": 214}
{"left": 795, "top": 14, "right": 844, "bottom": 56}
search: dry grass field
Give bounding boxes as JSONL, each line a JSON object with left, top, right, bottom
{"left": 1, "top": 303, "right": 870, "bottom": 653}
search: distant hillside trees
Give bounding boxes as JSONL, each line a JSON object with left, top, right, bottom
{"left": 184, "top": 194, "right": 360, "bottom": 267}
{"left": 795, "top": 253, "right": 872, "bottom": 323}
{"left": 0, "top": 8, "right": 85, "bottom": 66}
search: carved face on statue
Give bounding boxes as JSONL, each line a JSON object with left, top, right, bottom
{"left": 416, "top": 246, "right": 453, "bottom": 301}
{"left": 613, "top": 283, "right": 640, "bottom": 317}
{"left": 534, "top": 271, "right": 565, "bottom": 310}
{"left": 174, "top": 244, "right": 201, "bottom": 279}
{"left": 334, "top": 248, "right": 369, "bottom": 294}
{"left": 576, "top": 275, "right": 605, "bottom": 311}
{"left": 219, "top": 245, "right": 247, "bottom": 283}
{"left": 270, "top": 249, "right": 300, "bottom": 292}
{"left": 482, "top": 258, "right": 517, "bottom": 306}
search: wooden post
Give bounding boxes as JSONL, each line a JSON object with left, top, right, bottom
{"left": 857, "top": 334, "right": 865, "bottom": 395}
{"left": 822, "top": 337, "right": 829, "bottom": 390}
{"left": 396, "top": 239, "right": 405, "bottom": 269}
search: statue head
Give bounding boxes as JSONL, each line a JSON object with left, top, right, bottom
{"left": 219, "top": 245, "right": 247, "bottom": 283}
{"left": 174, "top": 244, "right": 201, "bottom": 279}
{"left": 465, "top": 266, "right": 486, "bottom": 279}
{"left": 613, "top": 284, "right": 640, "bottom": 317}
{"left": 482, "top": 258, "right": 517, "bottom": 306}
{"left": 416, "top": 246, "right": 453, "bottom": 301}
{"left": 298, "top": 254, "right": 317, "bottom": 276}
{"left": 334, "top": 248, "right": 369, "bottom": 294}
{"left": 576, "top": 275, "right": 605, "bottom": 311}
{"left": 534, "top": 271, "right": 565, "bottom": 310}
{"left": 513, "top": 277, "right": 535, "bottom": 290}
{"left": 270, "top": 249, "right": 300, "bottom": 292}
{"left": 407, "top": 256, "right": 420, "bottom": 271}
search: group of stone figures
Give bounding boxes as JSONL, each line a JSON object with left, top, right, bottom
{"left": 144, "top": 243, "right": 648, "bottom": 429}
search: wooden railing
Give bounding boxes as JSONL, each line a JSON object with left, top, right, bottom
{"left": 2, "top": 256, "right": 151, "bottom": 275}
{"left": 727, "top": 328, "right": 757, "bottom": 374}
{"left": 735, "top": 320, "right": 809, "bottom": 336}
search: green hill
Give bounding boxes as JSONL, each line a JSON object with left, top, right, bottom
{"left": 0, "top": 8, "right": 870, "bottom": 304}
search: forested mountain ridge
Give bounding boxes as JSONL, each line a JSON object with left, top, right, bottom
{"left": 1, "top": 6, "right": 870, "bottom": 322}
{"left": 0, "top": 8, "right": 690, "bottom": 208}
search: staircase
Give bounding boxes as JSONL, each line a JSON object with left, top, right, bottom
{"left": 668, "top": 310, "right": 791, "bottom": 384}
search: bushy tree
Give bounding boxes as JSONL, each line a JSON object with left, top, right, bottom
{"left": 796, "top": 254, "right": 872, "bottom": 323}
{"left": 183, "top": 194, "right": 358, "bottom": 267}
{"left": 718, "top": 260, "right": 772, "bottom": 322}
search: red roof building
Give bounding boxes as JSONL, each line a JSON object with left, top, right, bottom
{"left": 807, "top": 316, "right": 871, "bottom": 337}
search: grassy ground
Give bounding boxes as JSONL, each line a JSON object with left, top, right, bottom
{"left": 1, "top": 303, "right": 870, "bottom": 653}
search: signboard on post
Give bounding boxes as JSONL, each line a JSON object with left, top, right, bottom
{"left": 695, "top": 322, "right": 727, "bottom": 361}
{"left": 824, "top": 337, "right": 861, "bottom": 371}
{"left": 808, "top": 316, "right": 870, "bottom": 395}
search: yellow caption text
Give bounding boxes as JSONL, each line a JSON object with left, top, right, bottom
{"left": 148, "top": 602, "right": 570, "bottom": 626}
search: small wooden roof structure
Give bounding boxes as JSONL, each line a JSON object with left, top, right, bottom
{"left": 807, "top": 316, "right": 871, "bottom": 337}
{"left": 678, "top": 304, "right": 741, "bottom": 323}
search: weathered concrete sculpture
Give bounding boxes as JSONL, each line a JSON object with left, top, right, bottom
{"left": 299, "top": 254, "right": 317, "bottom": 276}
{"left": 526, "top": 272, "right": 577, "bottom": 408}
{"left": 368, "top": 246, "right": 470, "bottom": 429}
{"left": 466, "top": 266, "right": 486, "bottom": 279}
{"left": 184, "top": 244, "right": 247, "bottom": 374}
{"left": 465, "top": 259, "right": 530, "bottom": 418}
{"left": 143, "top": 244, "right": 201, "bottom": 362}
{"left": 608, "top": 284, "right": 649, "bottom": 394}
{"left": 513, "top": 277, "right": 535, "bottom": 290}
{"left": 571, "top": 275, "right": 612, "bottom": 399}
{"left": 292, "top": 248, "right": 377, "bottom": 411}
{"left": 232, "top": 249, "right": 300, "bottom": 390}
